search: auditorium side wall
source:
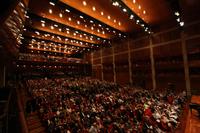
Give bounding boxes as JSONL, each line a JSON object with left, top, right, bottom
{"left": 91, "top": 20, "right": 200, "bottom": 94}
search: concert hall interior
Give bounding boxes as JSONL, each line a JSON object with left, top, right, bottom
{"left": 0, "top": 0, "right": 200, "bottom": 133}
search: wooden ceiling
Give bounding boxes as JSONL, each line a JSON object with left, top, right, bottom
{"left": 21, "top": 0, "right": 183, "bottom": 57}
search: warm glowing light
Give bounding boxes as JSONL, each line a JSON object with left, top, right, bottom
{"left": 92, "top": 6, "right": 96, "bottom": 11}
{"left": 118, "top": 22, "right": 121, "bottom": 26}
{"left": 65, "top": 9, "right": 70, "bottom": 12}
{"left": 83, "top": 1, "right": 87, "bottom": 6}
{"left": 138, "top": 5, "right": 141, "bottom": 9}
{"left": 59, "top": 13, "right": 63, "bottom": 18}
{"left": 143, "top": 10, "right": 146, "bottom": 14}
{"left": 107, "top": 15, "right": 111, "bottom": 20}
{"left": 91, "top": 27, "right": 94, "bottom": 30}
{"left": 77, "top": 21, "right": 80, "bottom": 25}
{"left": 50, "top": 26, "right": 54, "bottom": 29}
{"left": 114, "top": 19, "right": 116, "bottom": 23}
{"left": 59, "top": 28, "right": 62, "bottom": 32}
{"left": 101, "top": 11, "right": 104, "bottom": 16}
{"left": 49, "top": 2, "right": 55, "bottom": 6}
{"left": 41, "top": 23, "right": 45, "bottom": 27}
{"left": 68, "top": 17, "right": 71, "bottom": 21}
{"left": 49, "top": 9, "right": 52, "bottom": 14}
{"left": 133, "top": 0, "right": 136, "bottom": 4}
{"left": 123, "top": 8, "right": 127, "bottom": 12}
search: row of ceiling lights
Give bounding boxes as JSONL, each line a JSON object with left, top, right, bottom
{"left": 174, "top": 11, "right": 184, "bottom": 27}
{"left": 28, "top": 39, "right": 92, "bottom": 53}
{"left": 39, "top": 17, "right": 111, "bottom": 44}
{"left": 32, "top": 29, "right": 100, "bottom": 47}
{"left": 112, "top": 0, "right": 151, "bottom": 34}
{"left": 48, "top": 1, "right": 125, "bottom": 38}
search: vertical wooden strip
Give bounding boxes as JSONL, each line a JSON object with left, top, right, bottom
{"left": 128, "top": 36, "right": 133, "bottom": 85}
{"left": 112, "top": 46, "right": 116, "bottom": 83}
{"left": 100, "top": 49, "right": 104, "bottom": 81}
{"left": 181, "top": 31, "right": 191, "bottom": 97}
{"left": 150, "top": 36, "right": 156, "bottom": 90}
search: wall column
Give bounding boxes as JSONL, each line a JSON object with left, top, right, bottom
{"left": 112, "top": 46, "right": 116, "bottom": 83}
{"left": 149, "top": 36, "right": 156, "bottom": 90}
{"left": 181, "top": 31, "right": 191, "bottom": 97}
{"left": 100, "top": 49, "right": 104, "bottom": 81}
{"left": 0, "top": 64, "right": 6, "bottom": 88}
{"left": 128, "top": 36, "right": 133, "bottom": 85}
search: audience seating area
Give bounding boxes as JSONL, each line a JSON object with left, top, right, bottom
{"left": 26, "top": 78, "right": 186, "bottom": 133}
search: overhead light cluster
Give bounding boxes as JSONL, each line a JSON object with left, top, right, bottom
{"left": 30, "top": 15, "right": 112, "bottom": 45}
{"left": 111, "top": 0, "right": 152, "bottom": 34}
{"left": 46, "top": 1, "right": 126, "bottom": 41}
{"left": 5, "top": 1, "right": 27, "bottom": 45}
{"left": 30, "top": 29, "right": 100, "bottom": 48}
{"left": 174, "top": 11, "right": 184, "bottom": 27}
{"left": 26, "top": 37, "right": 93, "bottom": 55}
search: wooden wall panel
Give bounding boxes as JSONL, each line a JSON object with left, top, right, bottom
{"left": 102, "top": 56, "right": 113, "bottom": 65}
{"left": 102, "top": 47, "right": 112, "bottom": 56}
{"left": 129, "top": 37, "right": 149, "bottom": 50}
{"left": 92, "top": 65, "right": 102, "bottom": 80}
{"left": 103, "top": 65, "right": 114, "bottom": 82}
{"left": 93, "top": 59, "right": 101, "bottom": 65}
{"left": 152, "top": 28, "right": 181, "bottom": 45}
{"left": 114, "top": 42, "right": 128, "bottom": 53}
{"left": 93, "top": 50, "right": 101, "bottom": 59}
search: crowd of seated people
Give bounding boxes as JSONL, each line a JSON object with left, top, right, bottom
{"left": 26, "top": 77, "right": 186, "bottom": 133}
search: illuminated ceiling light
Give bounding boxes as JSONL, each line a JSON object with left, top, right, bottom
{"left": 91, "top": 27, "right": 94, "bottom": 30}
{"left": 75, "top": 31, "right": 79, "bottom": 33}
{"left": 41, "top": 23, "right": 45, "bottom": 27}
{"left": 130, "top": 14, "right": 134, "bottom": 19}
{"left": 50, "top": 26, "right": 54, "bottom": 29}
{"left": 49, "top": 2, "right": 55, "bottom": 6}
{"left": 83, "top": 1, "right": 87, "bottom": 6}
{"left": 176, "top": 18, "right": 180, "bottom": 22}
{"left": 59, "top": 28, "right": 62, "bottom": 32}
{"left": 92, "top": 6, "right": 96, "bottom": 11}
{"left": 90, "top": 20, "right": 94, "bottom": 23}
{"left": 143, "top": 10, "right": 146, "bottom": 14}
{"left": 118, "top": 22, "right": 121, "bottom": 26}
{"left": 112, "top": 1, "right": 119, "bottom": 6}
{"left": 49, "top": 9, "right": 53, "bottom": 14}
{"left": 67, "top": 31, "right": 70, "bottom": 34}
{"left": 68, "top": 17, "right": 72, "bottom": 21}
{"left": 66, "top": 28, "right": 69, "bottom": 30}
{"left": 65, "top": 9, "right": 70, "bottom": 12}
{"left": 85, "top": 25, "right": 87, "bottom": 27}
{"left": 54, "top": 24, "right": 58, "bottom": 27}
{"left": 107, "top": 15, "right": 111, "bottom": 20}
{"left": 77, "top": 21, "right": 80, "bottom": 25}
{"left": 136, "top": 20, "right": 140, "bottom": 24}
{"left": 114, "top": 19, "right": 116, "bottom": 23}
{"left": 80, "top": 35, "right": 82, "bottom": 38}
{"left": 73, "top": 33, "right": 76, "bottom": 36}
{"left": 102, "top": 31, "right": 105, "bottom": 34}
{"left": 101, "top": 11, "right": 104, "bottom": 16}
{"left": 138, "top": 5, "right": 141, "bottom": 10}
{"left": 59, "top": 13, "right": 63, "bottom": 18}
{"left": 97, "top": 29, "right": 100, "bottom": 32}
{"left": 133, "top": 0, "right": 136, "bottom": 3}
{"left": 41, "top": 20, "right": 45, "bottom": 23}
{"left": 80, "top": 15, "right": 84, "bottom": 19}
{"left": 175, "top": 12, "right": 180, "bottom": 16}
{"left": 123, "top": 8, "right": 127, "bottom": 12}
{"left": 180, "top": 22, "right": 184, "bottom": 27}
